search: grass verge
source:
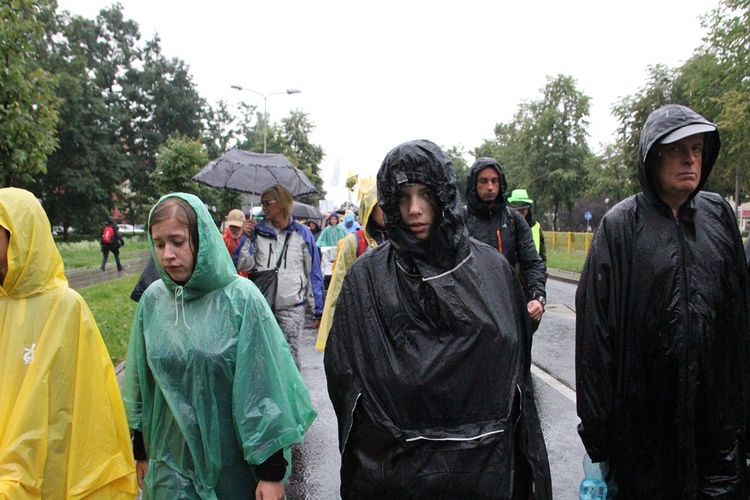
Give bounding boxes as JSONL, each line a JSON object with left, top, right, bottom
{"left": 58, "top": 236, "right": 150, "bottom": 270}
{"left": 547, "top": 248, "right": 586, "bottom": 274}
{"left": 79, "top": 274, "right": 139, "bottom": 363}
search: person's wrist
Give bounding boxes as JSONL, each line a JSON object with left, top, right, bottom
{"left": 534, "top": 295, "right": 546, "bottom": 309}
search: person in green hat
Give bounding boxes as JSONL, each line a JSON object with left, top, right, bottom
{"left": 507, "top": 188, "right": 546, "bottom": 262}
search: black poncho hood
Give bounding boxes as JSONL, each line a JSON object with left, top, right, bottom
{"left": 465, "top": 157, "right": 508, "bottom": 218}
{"left": 638, "top": 104, "right": 720, "bottom": 208}
{"left": 377, "top": 139, "right": 470, "bottom": 276}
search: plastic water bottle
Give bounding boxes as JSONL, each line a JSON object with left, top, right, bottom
{"left": 579, "top": 453, "right": 607, "bottom": 500}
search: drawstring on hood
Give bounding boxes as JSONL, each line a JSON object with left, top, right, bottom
{"left": 173, "top": 286, "right": 191, "bottom": 330}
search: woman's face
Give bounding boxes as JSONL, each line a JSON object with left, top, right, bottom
{"left": 151, "top": 218, "right": 195, "bottom": 285}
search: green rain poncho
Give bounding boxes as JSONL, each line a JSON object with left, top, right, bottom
{"left": 122, "top": 193, "right": 316, "bottom": 499}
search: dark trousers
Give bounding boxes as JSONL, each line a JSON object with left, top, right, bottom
{"left": 101, "top": 247, "right": 123, "bottom": 271}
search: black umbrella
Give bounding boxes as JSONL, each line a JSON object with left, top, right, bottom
{"left": 293, "top": 201, "right": 322, "bottom": 220}
{"left": 192, "top": 149, "right": 319, "bottom": 197}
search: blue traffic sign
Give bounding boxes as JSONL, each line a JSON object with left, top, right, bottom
{"left": 584, "top": 211, "right": 592, "bottom": 221}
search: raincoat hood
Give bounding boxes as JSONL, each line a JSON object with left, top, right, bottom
{"left": 638, "top": 104, "right": 720, "bottom": 208}
{"left": 466, "top": 157, "right": 508, "bottom": 218}
{"left": 377, "top": 139, "right": 470, "bottom": 276}
{"left": 0, "top": 188, "right": 67, "bottom": 299}
{"left": 344, "top": 213, "right": 355, "bottom": 227}
{"left": 1, "top": 188, "right": 138, "bottom": 497}
{"left": 358, "top": 178, "right": 383, "bottom": 247}
{"left": 149, "top": 193, "right": 238, "bottom": 301}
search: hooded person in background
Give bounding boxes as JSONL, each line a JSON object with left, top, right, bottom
{"left": 0, "top": 188, "right": 138, "bottom": 498}
{"left": 465, "top": 159, "right": 547, "bottom": 328}
{"left": 325, "top": 140, "right": 551, "bottom": 498}
{"left": 315, "top": 177, "right": 387, "bottom": 351}
{"left": 576, "top": 104, "right": 750, "bottom": 497}
{"left": 307, "top": 218, "right": 322, "bottom": 242}
{"left": 342, "top": 211, "right": 360, "bottom": 234}
{"left": 315, "top": 212, "right": 347, "bottom": 248}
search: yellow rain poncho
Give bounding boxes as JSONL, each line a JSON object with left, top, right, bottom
{"left": 315, "top": 178, "right": 382, "bottom": 351}
{"left": 0, "top": 188, "right": 137, "bottom": 499}
{"left": 123, "top": 193, "right": 316, "bottom": 498}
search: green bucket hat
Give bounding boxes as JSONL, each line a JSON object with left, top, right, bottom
{"left": 507, "top": 189, "right": 533, "bottom": 206}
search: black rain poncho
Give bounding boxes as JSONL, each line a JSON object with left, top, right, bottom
{"left": 325, "top": 140, "right": 551, "bottom": 499}
{"left": 576, "top": 105, "right": 750, "bottom": 497}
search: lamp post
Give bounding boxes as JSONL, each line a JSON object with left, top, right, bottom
{"left": 230, "top": 85, "right": 301, "bottom": 154}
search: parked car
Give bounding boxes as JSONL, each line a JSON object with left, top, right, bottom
{"left": 51, "top": 226, "right": 75, "bottom": 235}
{"left": 118, "top": 224, "right": 145, "bottom": 234}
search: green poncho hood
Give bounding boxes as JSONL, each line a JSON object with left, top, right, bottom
{"left": 148, "top": 192, "right": 238, "bottom": 301}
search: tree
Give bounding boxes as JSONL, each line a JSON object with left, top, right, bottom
{"left": 0, "top": 0, "right": 60, "bottom": 186}
{"left": 444, "top": 145, "right": 470, "bottom": 200}
{"left": 686, "top": 0, "right": 750, "bottom": 204}
{"left": 151, "top": 134, "right": 208, "bottom": 196}
{"left": 279, "top": 110, "right": 326, "bottom": 204}
{"left": 120, "top": 36, "right": 206, "bottom": 203}
{"left": 30, "top": 5, "right": 141, "bottom": 236}
{"left": 481, "top": 75, "right": 591, "bottom": 230}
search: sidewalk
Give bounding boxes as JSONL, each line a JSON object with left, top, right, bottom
{"left": 66, "top": 250, "right": 151, "bottom": 290}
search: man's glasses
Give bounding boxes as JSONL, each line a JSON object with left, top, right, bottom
{"left": 261, "top": 199, "right": 278, "bottom": 207}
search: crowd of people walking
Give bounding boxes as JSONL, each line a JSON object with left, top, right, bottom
{"left": 2, "top": 103, "right": 749, "bottom": 498}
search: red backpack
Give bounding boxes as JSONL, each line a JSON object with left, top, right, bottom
{"left": 354, "top": 229, "right": 368, "bottom": 257}
{"left": 102, "top": 225, "right": 115, "bottom": 244}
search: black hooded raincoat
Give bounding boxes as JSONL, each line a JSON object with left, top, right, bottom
{"left": 325, "top": 140, "right": 551, "bottom": 499}
{"left": 465, "top": 158, "right": 546, "bottom": 302}
{"left": 576, "top": 105, "right": 750, "bottom": 497}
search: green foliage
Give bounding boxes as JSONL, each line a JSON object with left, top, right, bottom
{"left": 0, "top": 0, "right": 60, "bottom": 186}
{"left": 79, "top": 274, "right": 139, "bottom": 362}
{"left": 547, "top": 247, "right": 586, "bottom": 273}
{"left": 478, "top": 75, "right": 592, "bottom": 230}
{"left": 444, "top": 145, "right": 470, "bottom": 200}
{"left": 280, "top": 110, "right": 326, "bottom": 204}
{"left": 57, "top": 237, "right": 150, "bottom": 269}
{"left": 151, "top": 134, "right": 208, "bottom": 196}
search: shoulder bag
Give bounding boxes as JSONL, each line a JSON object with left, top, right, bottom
{"left": 248, "top": 232, "right": 291, "bottom": 312}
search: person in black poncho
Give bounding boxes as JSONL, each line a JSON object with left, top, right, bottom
{"left": 576, "top": 104, "right": 750, "bottom": 497}
{"left": 324, "top": 139, "right": 551, "bottom": 499}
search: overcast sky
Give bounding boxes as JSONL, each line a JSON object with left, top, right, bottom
{"left": 57, "top": 0, "right": 718, "bottom": 204}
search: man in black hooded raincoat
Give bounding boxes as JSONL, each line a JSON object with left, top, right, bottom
{"left": 465, "top": 158, "right": 547, "bottom": 326}
{"left": 325, "top": 139, "right": 551, "bottom": 499}
{"left": 576, "top": 104, "right": 750, "bottom": 497}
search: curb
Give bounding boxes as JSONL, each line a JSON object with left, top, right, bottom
{"left": 547, "top": 268, "right": 580, "bottom": 285}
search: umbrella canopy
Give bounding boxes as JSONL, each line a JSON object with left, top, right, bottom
{"left": 293, "top": 201, "right": 322, "bottom": 220}
{"left": 192, "top": 149, "right": 319, "bottom": 197}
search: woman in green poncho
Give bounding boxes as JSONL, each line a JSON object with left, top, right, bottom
{"left": 123, "top": 193, "right": 316, "bottom": 499}
{"left": 315, "top": 212, "right": 346, "bottom": 248}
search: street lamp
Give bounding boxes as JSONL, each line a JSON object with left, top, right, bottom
{"left": 230, "top": 85, "right": 301, "bottom": 154}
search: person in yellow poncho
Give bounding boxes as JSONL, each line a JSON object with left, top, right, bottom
{"left": 0, "top": 188, "right": 138, "bottom": 499}
{"left": 315, "top": 178, "right": 386, "bottom": 350}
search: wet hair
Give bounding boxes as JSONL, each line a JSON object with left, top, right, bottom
{"left": 149, "top": 197, "right": 199, "bottom": 262}
{"left": 261, "top": 184, "right": 293, "bottom": 220}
